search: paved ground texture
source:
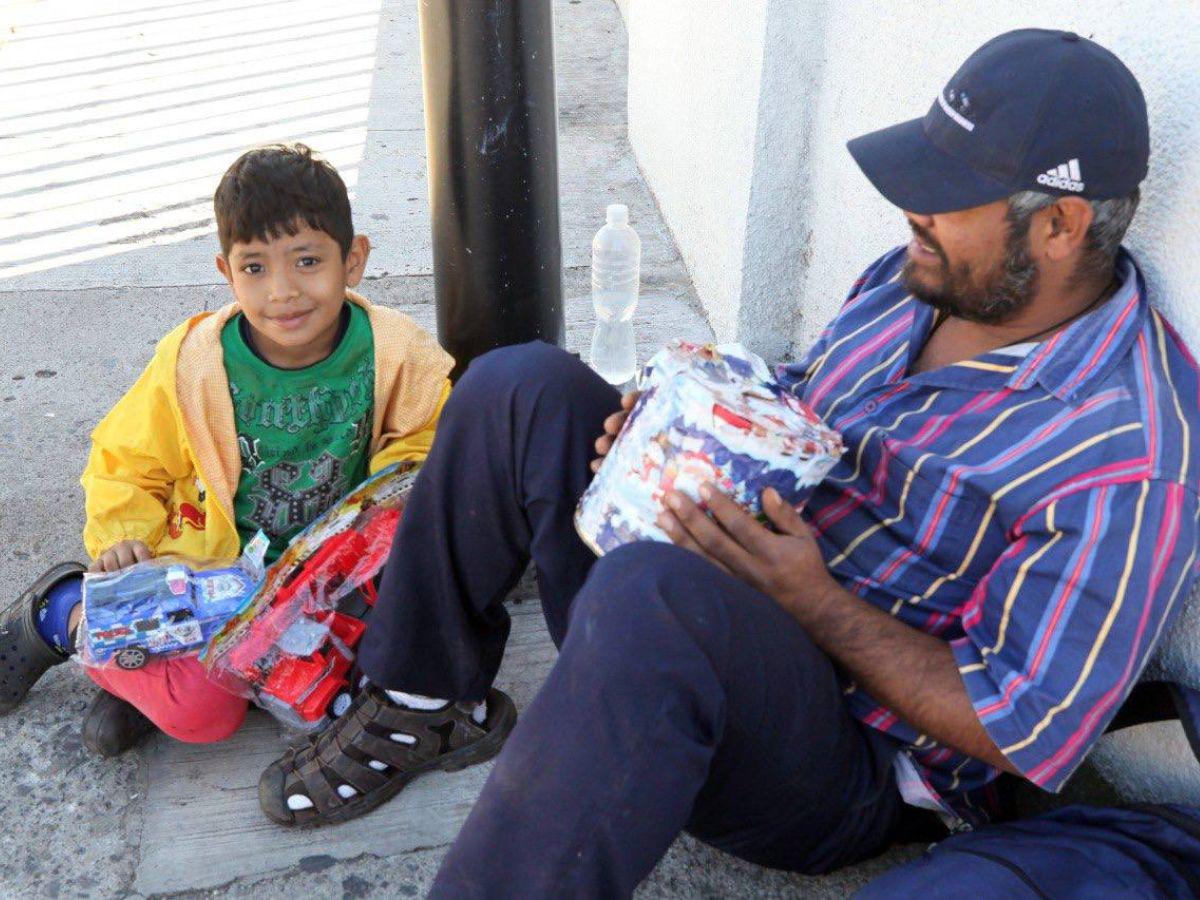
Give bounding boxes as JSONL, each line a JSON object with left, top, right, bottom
{"left": 0, "top": 0, "right": 1196, "bottom": 897}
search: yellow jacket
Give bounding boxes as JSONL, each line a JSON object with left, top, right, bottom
{"left": 81, "top": 291, "right": 452, "bottom": 561}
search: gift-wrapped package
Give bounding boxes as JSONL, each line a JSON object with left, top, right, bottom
{"left": 575, "top": 341, "right": 844, "bottom": 555}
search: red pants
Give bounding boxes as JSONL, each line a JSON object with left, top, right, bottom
{"left": 86, "top": 655, "right": 248, "bottom": 743}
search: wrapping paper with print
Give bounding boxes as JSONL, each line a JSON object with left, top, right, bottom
{"left": 575, "top": 341, "right": 844, "bottom": 555}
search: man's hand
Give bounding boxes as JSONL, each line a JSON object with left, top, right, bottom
{"left": 89, "top": 539, "right": 153, "bottom": 573}
{"left": 591, "top": 391, "right": 641, "bottom": 473}
{"left": 657, "top": 483, "right": 838, "bottom": 614}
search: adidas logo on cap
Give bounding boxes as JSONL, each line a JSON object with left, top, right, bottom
{"left": 1036, "top": 158, "right": 1085, "bottom": 192}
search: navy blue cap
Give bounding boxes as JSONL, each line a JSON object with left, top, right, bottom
{"left": 848, "top": 29, "right": 1149, "bottom": 215}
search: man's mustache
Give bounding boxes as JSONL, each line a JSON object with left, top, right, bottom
{"left": 907, "top": 222, "right": 947, "bottom": 265}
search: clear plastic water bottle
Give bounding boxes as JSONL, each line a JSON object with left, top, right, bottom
{"left": 589, "top": 203, "right": 641, "bottom": 385}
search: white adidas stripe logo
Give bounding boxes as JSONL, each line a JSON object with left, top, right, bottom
{"left": 1036, "top": 158, "right": 1085, "bottom": 192}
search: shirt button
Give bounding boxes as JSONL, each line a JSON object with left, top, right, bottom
{"left": 864, "top": 400, "right": 878, "bottom": 413}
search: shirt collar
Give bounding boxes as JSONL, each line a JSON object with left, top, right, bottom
{"left": 1005, "top": 248, "right": 1146, "bottom": 402}
{"left": 992, "top": 342, "right": 1037, "bottom": 358}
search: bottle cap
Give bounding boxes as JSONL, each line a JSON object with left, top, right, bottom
{"left": 606, "top": 204, "right": 629, "bottom": 226}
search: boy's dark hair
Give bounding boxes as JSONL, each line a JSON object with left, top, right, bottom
{"left": 214, "top": 143, "right": 353, "bottom": 258}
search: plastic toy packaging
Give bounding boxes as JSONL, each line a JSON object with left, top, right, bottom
{"left": 203, "top": 462, "right": 419, "bottom": 732}
{"left": 78, "top": 550, "right": 263, "bottom": 672}
{"left": 576, "top": 341, "right": 844, "bottom": 555}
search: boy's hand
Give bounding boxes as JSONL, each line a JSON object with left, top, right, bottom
{"left": 89, "top": 540, "right": 153, "bottom": 574}
{"left": 591, "top": 391, "right": 641, "bottom": 473}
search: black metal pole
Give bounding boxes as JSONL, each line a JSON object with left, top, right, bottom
{"left": 418, "top": 0, "right": 565, "bottom": 380}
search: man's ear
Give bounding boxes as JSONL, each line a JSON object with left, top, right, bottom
{"left": 1040, "top": 196, "right": 1095, "bottom": 263}
{"left": 215, "top": 254, "right": 234, "bottom": 286}
{"left": 343, "top": 235, "right": 372, "bottom": 288}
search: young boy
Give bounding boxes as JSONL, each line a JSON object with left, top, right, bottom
{"left": 0, "top": 143, "right": 453, "bottom": 757}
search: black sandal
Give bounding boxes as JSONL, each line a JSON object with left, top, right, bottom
{"left": 258, "top": 685, "right": 517, "bottom": 827}
{"left": 0, "top": 562, "right": 85, "bottom": 714}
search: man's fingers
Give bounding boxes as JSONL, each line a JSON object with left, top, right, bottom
{"left": 87, "top": 558, "right": 104, "bottom": 574}
{"left": 657, "top": 510, "right": 702, "bottom": 552}
{"left": 657, "top": 511, "right": 732, "bottom": 574}
{"left": 593, "top": 394, "right": 640, "bottom": 462}
{"left": 602, "top": 410, "right": 628, "bottom": 437}
{"left": 665, "top": 491, "right": 755, "bottom": 572}
{"left": 762, "top": 488, "right": 807, "bottom": 536}
{"left": 132, "top": 542, "right": 153, "bottom": 563}
{"left": 699, "top": 484, "right": 773, "bottom": 551}
{"left": 594, "top": 405, "right": 632, "bottom": 466}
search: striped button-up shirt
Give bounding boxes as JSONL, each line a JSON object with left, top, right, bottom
{"left": 779, "top": 246, "right": 1200, "bottom": 826}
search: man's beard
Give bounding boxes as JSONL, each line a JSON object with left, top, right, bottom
{"left": 901, "top": 212, "right": 1039, "bottom": 325}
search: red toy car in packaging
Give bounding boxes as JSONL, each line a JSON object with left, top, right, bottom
{"left": 203, "top": 463, "right": 418, "bottom": 732}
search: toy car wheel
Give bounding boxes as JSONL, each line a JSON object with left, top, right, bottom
{"left": 114, "top": 647, "right": 149, "bottom": 671}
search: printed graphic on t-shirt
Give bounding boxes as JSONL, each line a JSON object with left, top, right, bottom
{"left": 237, "top": 419, "right": 369, "bottom": 538}
{"left": 232, "top": 370, "right": 372, "bottom": 542}
{"left": 230, "top": 364, "right": 372, "bottom": 435}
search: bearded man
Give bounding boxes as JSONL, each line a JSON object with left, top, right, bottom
{"left": 258, "top": 29, "right": 1200, "bottom": 899}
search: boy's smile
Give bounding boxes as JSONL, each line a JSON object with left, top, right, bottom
{"left": 216, "top": 223, "right": 370, "bottom": 368}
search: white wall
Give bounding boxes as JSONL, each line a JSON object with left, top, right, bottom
{"left": 626, "top": 2, "right": 768, "bottom": 344}
{"left": 627, "top": 0, "right": 1200, "bottom": 360}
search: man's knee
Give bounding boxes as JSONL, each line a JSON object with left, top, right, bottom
{"left": 585, "top": 541, "right": 726, "bottom": 601}
{"left": 456, "top": 341, "right": 586, "bottom": 403}
{"left": 570, "top": 542, "right": 732, "bottom": 652}
{"left": 571, "top": 541, "right": 821, "bottom": 673}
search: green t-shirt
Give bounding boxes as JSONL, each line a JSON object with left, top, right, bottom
{"left": 221, "top": 303, "right": 375, "bottom": 562}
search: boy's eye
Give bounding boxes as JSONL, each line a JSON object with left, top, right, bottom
{"left": 241, "top": 263, "right": 263, "bottom": 275}
{"left": 298, "top": 256, "right": 319, "bottom": 268}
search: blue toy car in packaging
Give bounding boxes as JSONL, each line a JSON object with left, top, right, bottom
{"left": 79, "top": 552, "right": 262, "bottom": 671}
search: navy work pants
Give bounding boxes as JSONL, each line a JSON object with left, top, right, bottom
{"left": 360, "top": 342, "right": 904, "bottom": 898}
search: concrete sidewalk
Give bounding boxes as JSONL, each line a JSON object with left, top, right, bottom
{"left": 0, "top": 0, "right": 912, "bottom": 895}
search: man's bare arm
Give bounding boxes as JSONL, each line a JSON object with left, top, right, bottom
{"left": 793, "top": 577, "right": 1017, "bottom": 775}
